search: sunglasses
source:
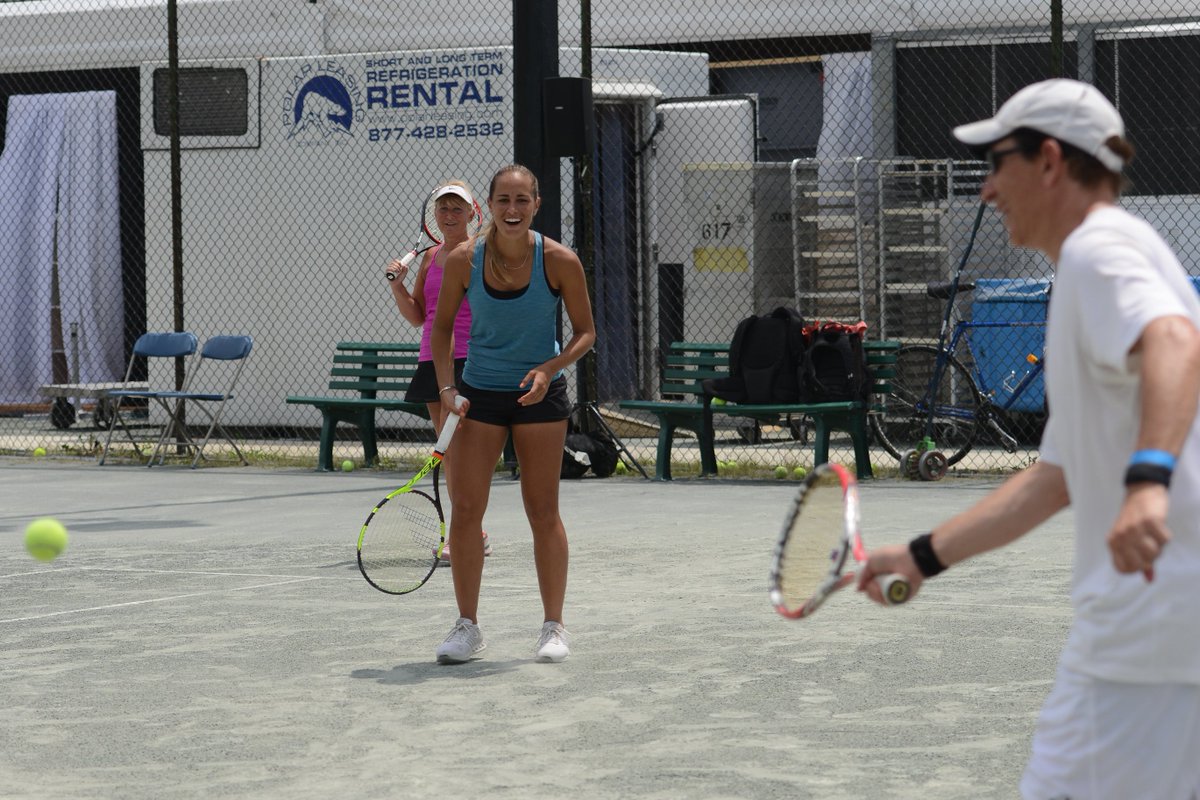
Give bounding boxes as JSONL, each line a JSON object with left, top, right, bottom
{"left": 986, "top": 145, "right": 1025, "bottom": 174}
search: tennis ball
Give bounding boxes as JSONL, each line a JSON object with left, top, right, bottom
{"left": 712, "top": 398, "right": 726, "bottom": 406}
{"left": 792, "top": 466, "right": 807, "bottom": 479}
{"left": 24, "top": 518, "right": 68, "bottom": 562}
{"left": 341, "top": 459, "right": 354, "bottom": 472}
{"left": 32, "top": 447, "right": 46, "bottom": 457}
{"left": 615, "top": 461, "right": 628, "bottom": 475}
{"left": 774, "top": 465, "right": 788, "bottom": 479}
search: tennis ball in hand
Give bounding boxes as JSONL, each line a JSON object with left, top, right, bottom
{"left": 32, "top": 446, "right": 46, "bottom": 457}
{"left": 24, "top": 518, "right": 68, "bottom": 562}
{"left": 792, "top": 466, "right": 807, "bottom": 479}
{"left": 341, "top": 459, "right": 354, "bottom": 472}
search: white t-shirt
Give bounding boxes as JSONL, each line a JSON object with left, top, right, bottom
{"left": 1040, "top": 205, "right": 1200, "bottom": 684}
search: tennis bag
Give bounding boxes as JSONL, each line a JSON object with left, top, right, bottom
{"left": 800, "top": 321, "right": 870, "bottom": 403}
{"left": 561, "top": 424, "right": 619, "bottom": 479}
{"left": 703, "top": 306, "right": 807, "bottom": 404}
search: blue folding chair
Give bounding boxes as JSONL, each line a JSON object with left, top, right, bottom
{"left": 147, "top": 335, "right": 254, "bottom": 468}
{"left": 98, "top": 332, "right": 198, "bottom": 465}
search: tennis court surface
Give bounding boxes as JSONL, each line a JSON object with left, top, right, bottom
{"left": 0, "top": 460, "right": 1072, "bottom": 799}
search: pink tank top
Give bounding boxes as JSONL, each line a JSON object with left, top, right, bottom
{"left": 420, "top": 245, "right": 471, "bottom": 361}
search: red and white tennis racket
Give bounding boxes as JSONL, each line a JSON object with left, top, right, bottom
{"left": 386, "top": 186, "right": 484, "bottom": 281}
{"left": 769, "top": 462, "right": 910, "bottom": 618}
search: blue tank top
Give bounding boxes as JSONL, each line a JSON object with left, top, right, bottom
{"left": 462, "top": 232, "right": 562, "bottom": 391}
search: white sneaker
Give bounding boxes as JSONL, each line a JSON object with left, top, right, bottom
{"left": 535, "top": 621, "right": 570, "bottom": 663}
{"left": 436, "top": 617, "right": 486, "bottom": 664}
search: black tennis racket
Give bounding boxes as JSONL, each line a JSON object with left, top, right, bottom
{"left": 356, "top": 396, "right": 466, "bottom": 594}
{"left": 769, "top": 462, "right": 911, "bottom": 618}
{"left": 386, "top": 186, "right": 484, "bottom": 281}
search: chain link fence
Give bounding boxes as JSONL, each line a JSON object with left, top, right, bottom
{"left": 1, "top": 0, "right": 1195, "bottom": 478}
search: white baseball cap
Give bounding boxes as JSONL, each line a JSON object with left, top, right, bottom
{"left": 433, "top": 184, "right": 474, "bottom": 205}
{"left": 953, "top": 79, "right": 1126, "bottom": 172}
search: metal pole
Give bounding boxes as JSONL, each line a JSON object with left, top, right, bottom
{"left": 511, "top": 0, "right": 560, "bottom": 241}
{"left": 167, "top": 0, "right": 187, "bottom": 443}
{"left": 1050, "top": 0, "right": 1064, "bottom": 78}
{"left": 577, "top": 0, "right": 599, "bottom": 414}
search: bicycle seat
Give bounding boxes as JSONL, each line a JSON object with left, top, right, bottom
{"left": 926, "top": 280, "right": 976, "bottom": 299}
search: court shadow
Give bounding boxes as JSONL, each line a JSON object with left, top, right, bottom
{"left": 350, "top": 658, "right": 522, "bottom": 685}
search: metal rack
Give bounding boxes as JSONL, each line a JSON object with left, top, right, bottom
{"left": 790, "top": 157, "right": 869, "bottom": 323}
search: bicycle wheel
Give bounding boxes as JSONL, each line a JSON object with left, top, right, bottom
{"left": 870, "top": 344, "right": 982, "bottom": 466}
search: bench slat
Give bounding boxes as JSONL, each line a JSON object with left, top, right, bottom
{"left": 336, "top": 341, "right": 421, "bottom": 352}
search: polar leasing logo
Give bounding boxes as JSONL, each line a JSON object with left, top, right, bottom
{"left": 284, "top": 61, "right": 364, "bottom": 142}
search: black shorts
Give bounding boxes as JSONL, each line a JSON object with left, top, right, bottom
{"left": 460, "top": 376, "right": 571, "bottom": 426}
{"left": 405, "top": 358, "right": 466, "bottom": 404}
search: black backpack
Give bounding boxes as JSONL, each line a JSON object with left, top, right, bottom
{"left": 703, "top": 307, "right": 807, "bottom": 404}
{"left": 561, "top": 415, "right": 620, "bottom": 479}
{"left": 800, "top": 322, "right": 870, "bottom": 403}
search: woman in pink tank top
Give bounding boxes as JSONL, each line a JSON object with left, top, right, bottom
{"left": 386, "top": 181, "right": 490, "bottom": 562}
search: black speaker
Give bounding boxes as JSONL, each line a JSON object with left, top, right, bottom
{"left": 543, "top": 77, "right": 595, "bottom": 157}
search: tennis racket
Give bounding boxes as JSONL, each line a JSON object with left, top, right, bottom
{"left": 386, "top": 186, "right": 484, "bottom": 281}
{"left": 769, "top": 462, "right": 911, "bottom": 618}
{"left": 356, "top": 395, "right": 466, "bottom": 594}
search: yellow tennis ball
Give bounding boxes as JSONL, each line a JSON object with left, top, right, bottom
{"left": 711, "top": 398, "right": 726, "bottom": 406}
{"left": 792, "top": 466, "right": 807, "bottom": 479}
{"left": 24, "top": 518, "right": 68, "bottom": 562}
{"left": 614, "top": 461, "right": 628, "bottom": 475}
{"left": 32, "top": 447, "right": 46, "bottom": 457}
{"left": 341, "top": 459, "right": 354, "bottom": 472}
{"left": 774, "top": 465, "right": 788, "bottom": 479}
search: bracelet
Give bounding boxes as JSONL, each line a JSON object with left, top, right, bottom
{"left": 1124, "top": 463, "right": 1172, "bottom": 488}
{"left": 908, "top": 532, "right": 947, "bottom": 578}
{"left": 438, "top": 385, "right": 457, "bottom": 395}
{"left": 1129, "top": 449, "right": 1176, "bottom": 471}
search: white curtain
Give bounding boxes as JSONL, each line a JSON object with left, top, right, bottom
{"left": 0, "top": 91, "right": 123, "bottom": 404}
{"left": 816, "top": 52, "right": 875, "bottom": 211}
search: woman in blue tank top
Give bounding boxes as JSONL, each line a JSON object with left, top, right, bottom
{"left": 430, "top": 164, "right": 596, "bottom": 666}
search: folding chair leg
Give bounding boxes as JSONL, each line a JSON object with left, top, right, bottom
{"left": 149, "top": 398, "right": 187, "bottom": 467}
{"left": 189, "top": 406, "right": 247, "bottom": 468}
{"left": 99, "top": 396, "right": 146, "bottom": 465}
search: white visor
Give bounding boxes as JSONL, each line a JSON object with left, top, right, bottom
{"left": 433, "top": 185, "right": 474, "bottom": 206}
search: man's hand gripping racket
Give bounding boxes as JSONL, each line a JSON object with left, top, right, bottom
{"left": 386, "top": 187, "right": 483, "bottom": 281}
{"left": 356, "top": 395, "right": 466, "bottom": 595}
{"left": 769, "top": 462, "right": 911, "bottom": 618}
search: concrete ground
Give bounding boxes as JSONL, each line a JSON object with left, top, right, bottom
{"left": 0, "top": 459, "right": 1071, "bottom": 799}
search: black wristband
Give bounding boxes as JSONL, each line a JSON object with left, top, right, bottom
{"left": 909, "top": 532, "right": 947, "bottom": 578}
{"left": 1124, "top": 463, "right": 1172, "bottom": 488}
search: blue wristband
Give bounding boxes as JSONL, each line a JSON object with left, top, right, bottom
{"left": 1129, "top": 449, "right": 1176, "bottom": 471}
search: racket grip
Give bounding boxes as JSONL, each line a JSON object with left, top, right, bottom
{"left": 385, "top": 251, "right": 418, "bottom": 281}
{"left": 875, "top": 574, "right": 911, "bottom": 606}
{"left": 433, "top": 395, "right": 467, "bottom": 455}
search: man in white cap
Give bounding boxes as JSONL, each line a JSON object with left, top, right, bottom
{"left": 858, "top": 79, "right": 1200, "bottom": 798}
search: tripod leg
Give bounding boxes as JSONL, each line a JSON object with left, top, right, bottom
{"left": 585, "top": 402, "right": 650, "bottom": 480}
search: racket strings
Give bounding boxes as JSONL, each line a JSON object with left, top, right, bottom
{"left": 422, "top": 201, "right": 445, "bottom": 244}
{"left": 359, "top": 492, "right": 443, "bottom": 592}
{"left": 422, "top": 202, "right": 484, "bottom": 246}
{"left": 775, "top": 481, "right": 847, "bottom": 612}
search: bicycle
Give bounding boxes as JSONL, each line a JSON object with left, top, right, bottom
{"left": 869, "top": 204, "right": 1049, "bottom": 479}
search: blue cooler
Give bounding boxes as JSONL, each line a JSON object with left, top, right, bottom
{"left": 970, "top": 279, "right": 1050, "bottom": 414}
